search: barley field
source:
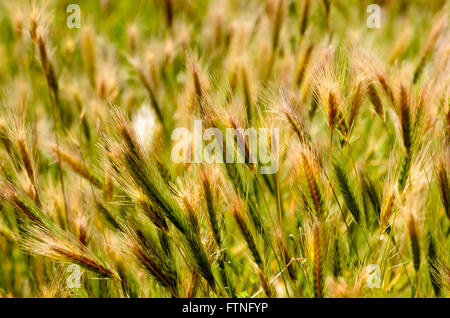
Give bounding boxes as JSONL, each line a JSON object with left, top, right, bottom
{"left": 0, "top": 0, "right": 448, "bottom": 298}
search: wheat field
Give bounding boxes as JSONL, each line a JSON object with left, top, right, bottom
{"left": 0, "top": 0, "right": 448, "bottom": 298}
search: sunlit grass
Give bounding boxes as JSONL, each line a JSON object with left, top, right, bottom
{"left": 0, "top": 0, "right": 448, "bottom": 298}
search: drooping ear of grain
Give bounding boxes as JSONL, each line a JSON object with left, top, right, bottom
{"left": 334, "top": 162, "right": 361, "bottom": 224}
{"left": 436, "top": 160, "right": 449, "bottom": 221}
{"left": 37, "top": 35, "right": 59, "bottom": 100}
{"left": 301, "top": 152, "right": 324, "bottom": 220}
{"left": 50, "top": 145, "right": 102, "bottom": 188}
{"left": 427, "top": 232, "right": 441, "bottom": 297}
{"left": 348, "top": 78, "right": 366, "bottom": 131}
{"left": 163, "top": 0, "right": 174, "bottom": 28}
{"left": 232, "top": 205, "right": 263, "bottom": 269}
{"left": 413, "top": 17, "right": 445, "bottom": 83}
{"left": 408, "top": 215, "right": 421, "bottom": 273}
{"left": 398, "top": 154, "right": 410, "bottom": 193}
{"left": 367, "top": 83, "right": 384, "bottom": 121}
{"left": 272, "top": 0, "right": 285, "bottom": 52}
{"left": 332, "top": 232, "right": 342, "bottom": 279}
{"left": 312, "top": 224, "right": 323, "bottom": 298}
{"left": 299, "top": 0, "right": 310, "bottom": 37}
{"left": 81, "top": 27, "right": 97, "bottom": 87}
{"left": 360, "top": 168, "right": 381, "bottom": 224}
{"left": 296, "top": 44, "right": 314, "bottom": 87}
{"left": 399, "top": 84, "right": 412, "bottom": 154}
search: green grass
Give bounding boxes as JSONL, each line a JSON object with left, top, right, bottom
{"left": 0, "top": 0, "right": 448, "bottom": 298}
